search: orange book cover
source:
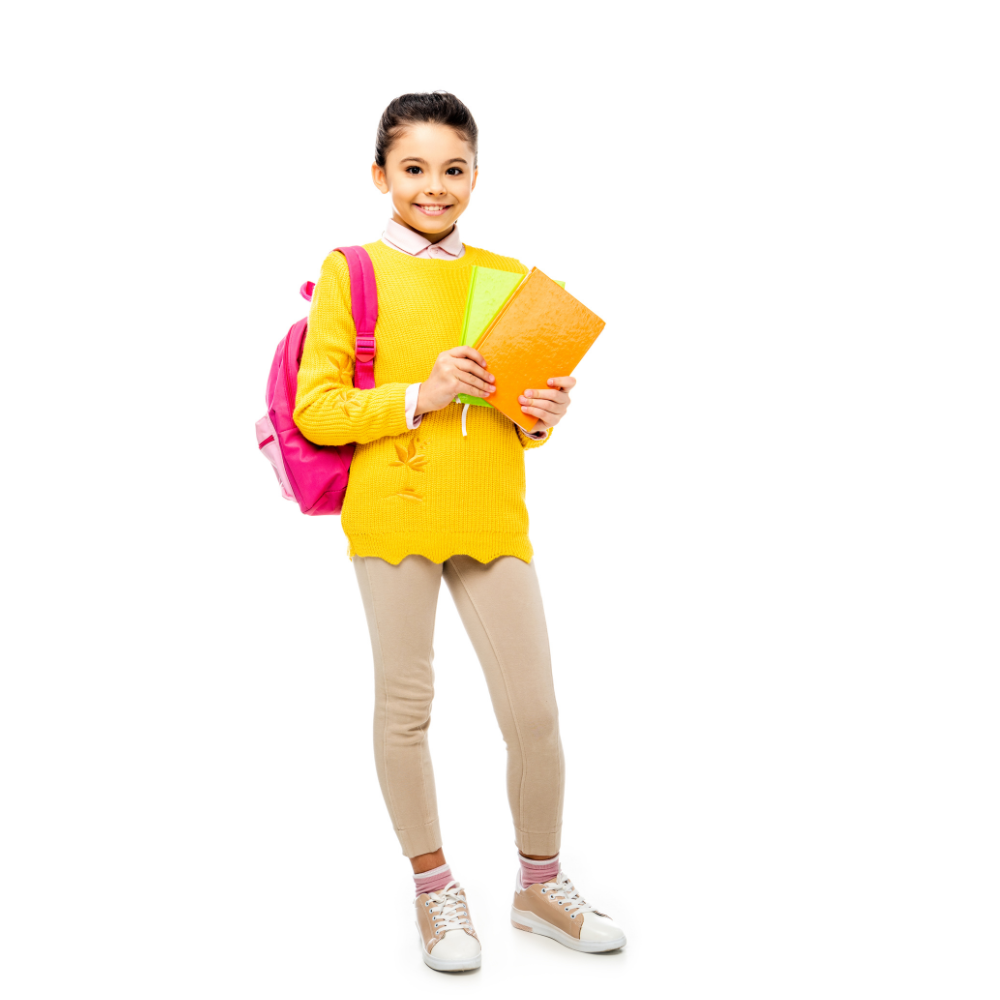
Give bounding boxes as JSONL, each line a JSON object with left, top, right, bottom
{"left": 474, "top": 267, "right": 606, "bottom": 431}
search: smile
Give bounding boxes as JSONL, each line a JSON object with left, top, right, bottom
{"left": 414, "top": 204, "right": 452, "bottom": 215}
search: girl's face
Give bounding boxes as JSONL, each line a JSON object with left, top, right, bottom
{"left": 372, "top": 121, "right": 478, "bottom": 241}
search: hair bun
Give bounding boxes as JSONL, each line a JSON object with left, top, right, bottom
{"left": 375, "top": 91, "right": 478, "bottom": 168}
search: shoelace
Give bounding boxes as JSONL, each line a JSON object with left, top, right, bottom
{"left": 423, "top": 880, "right": 474, "bottom": 936}
{"left": 537, "top": 872, "right": 599, "bottom": 920}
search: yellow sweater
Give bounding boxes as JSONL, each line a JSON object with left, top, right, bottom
{"left": 293, "top": 240, "right": 554, "bottom": 565}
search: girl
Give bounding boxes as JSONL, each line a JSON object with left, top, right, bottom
{"left": 293, "top": 92, "right": 626, "bottom": 972}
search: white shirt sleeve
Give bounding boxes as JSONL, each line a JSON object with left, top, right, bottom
{"left": 407, "top": 380, "right": 545, "bottom": 438}
{"left": 405, "top": 382, "right": 424, "bottom": 429}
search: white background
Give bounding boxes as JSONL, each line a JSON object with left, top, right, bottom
{"left": 3, "top": 2, "right": 998, "bottom": 997}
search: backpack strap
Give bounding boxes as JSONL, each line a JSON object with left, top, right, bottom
{"left": 333, "top": 246, "right": 378, "bottom": 390}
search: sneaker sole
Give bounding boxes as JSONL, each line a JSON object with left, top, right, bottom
{"left": 510, "top": 906, "right": 626, "bottom": 953}
{"left": 416, "top": 926, "right": 482, "bottom": 972}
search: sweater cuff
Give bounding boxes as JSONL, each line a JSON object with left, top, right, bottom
{"left": 516, "top": 424, "right": 552, "bottom": 449}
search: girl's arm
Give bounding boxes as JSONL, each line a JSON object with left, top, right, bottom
{"left": 293, "top": 251, "right": 410, "bottom": 446}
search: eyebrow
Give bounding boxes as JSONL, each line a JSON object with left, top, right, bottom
{"left": 398, "top": 157, "right": 469, "bottom": 165}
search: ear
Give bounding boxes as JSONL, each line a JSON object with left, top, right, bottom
{"left": 470, "top": 167, "right": 478, "bottom": 193}
{"left": 371, "top": 162, "right": 389, "bottom": 194}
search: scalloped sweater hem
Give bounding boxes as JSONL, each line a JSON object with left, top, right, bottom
{"left": 347, "top": 532, "right": 534, "bottom": 566}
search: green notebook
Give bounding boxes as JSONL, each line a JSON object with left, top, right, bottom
{"left": 456, "top": 266, "right": 564, "bottom": 408}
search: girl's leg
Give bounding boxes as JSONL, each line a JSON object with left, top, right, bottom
{"left": 353, "top": 554, "right": 446, "bottom": 861}
{"left": 442, "top": 555, "right": 564, "bottom": 857}
{"left": 354, "top": 562, "right": 482, "bottom": 971}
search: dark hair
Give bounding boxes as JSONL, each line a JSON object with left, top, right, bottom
{"left": 375, "top": 91, "right": 479, "bottom": 168}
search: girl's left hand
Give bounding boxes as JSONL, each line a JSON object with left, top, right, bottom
{"left": 518, "top": 376, "right": 576, "bottom": 432}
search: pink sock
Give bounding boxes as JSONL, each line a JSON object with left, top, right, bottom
{"left": 519, "top": 852, "right": 560, "bottom": 887}
{"left": 413, "top": 863, "right": 454, "bottom": 897}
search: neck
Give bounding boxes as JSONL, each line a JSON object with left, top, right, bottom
{"left": 391, "top": 213, "right": 455, "bottom": 245}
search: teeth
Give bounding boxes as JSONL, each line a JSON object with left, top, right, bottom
{"left": 418, "top": 205, "right": 448, "bottom": 212}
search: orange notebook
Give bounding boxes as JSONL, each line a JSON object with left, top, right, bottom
{"left": 474, "top": 267, "right": 606, "bottom": 431}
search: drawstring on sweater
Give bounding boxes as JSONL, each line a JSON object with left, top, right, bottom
{"left": 461, "top": 403, "right": 470, "bottom": 437}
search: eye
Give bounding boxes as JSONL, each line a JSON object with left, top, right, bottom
{"left": 406, "top": 166, "right": 422, "bottom": 175}
{"left": 446, "top": 167, "right": 463, "bottom": 175}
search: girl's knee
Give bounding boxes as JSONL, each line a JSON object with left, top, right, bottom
{"left": 382, "top": 694, "right": 434, "bottom": 744}
{"left": 518, "top": 708, "right": 561, "bottom": 754}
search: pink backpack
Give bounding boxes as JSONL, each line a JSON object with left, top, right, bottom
{"left": 255, "top": 246, "right": 377, "bottom": 515}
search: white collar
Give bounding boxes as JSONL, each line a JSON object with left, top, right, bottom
{"left": 380, "top": 218, "right": 465, "bottom": 258}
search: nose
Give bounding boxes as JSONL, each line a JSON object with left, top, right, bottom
{"left": 424, "top": 173, "right": 447, "bottom": 196}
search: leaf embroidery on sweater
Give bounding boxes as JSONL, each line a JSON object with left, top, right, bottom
{"left": 395, "top": 486, "right": 424, "bottom": 502}
{"left": 324, "top": 358, "right": 363, "bottom": 419}
{"left": 337, "top": 392, "right": 363, "bottom": 419}
{"left": 389, "top": 438, "right": 429, "bottom": 473}
{"left": 327, "top": 356, "right": 355, "bottom": 386}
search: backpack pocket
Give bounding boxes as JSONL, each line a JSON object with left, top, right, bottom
{"left": 256, "top": 414, "right": 295, "bottom": 502}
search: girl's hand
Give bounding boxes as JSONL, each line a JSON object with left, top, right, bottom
{"left": 416, "top": 346, "right": 495, "bottom": 415}
{"left": 518, "top": 376, "right": 576, "bottom": 431}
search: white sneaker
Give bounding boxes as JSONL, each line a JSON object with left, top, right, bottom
{"left": 511, "top": 870, "right": 626, "bottom": 953}
{"left": 415, "top": 881, "right": 482, "bottom": 972}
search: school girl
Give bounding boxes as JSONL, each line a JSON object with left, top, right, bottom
{"left": 293, "top": 91, "right": 626, "bottom": 972}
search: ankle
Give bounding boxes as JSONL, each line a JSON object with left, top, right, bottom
{"left": 518, "top": 852, "right": 560, "bottom": 887}
{"left": 411, "top": 848, "right": 446, "bottom": 875}
{"left": 413, "top": 863, "right": 454, "bottom": 898}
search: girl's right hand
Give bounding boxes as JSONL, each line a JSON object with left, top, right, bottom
{"left": 415, "top": 346, "right": 495, "bottom": 415}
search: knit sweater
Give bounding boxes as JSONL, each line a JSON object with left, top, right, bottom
{"left": 293, "top": 240, "right": 554, "bottom": 565}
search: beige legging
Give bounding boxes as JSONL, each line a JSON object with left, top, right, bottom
{"left": 353, "top": 553, "right": 565, "bottom": 858}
